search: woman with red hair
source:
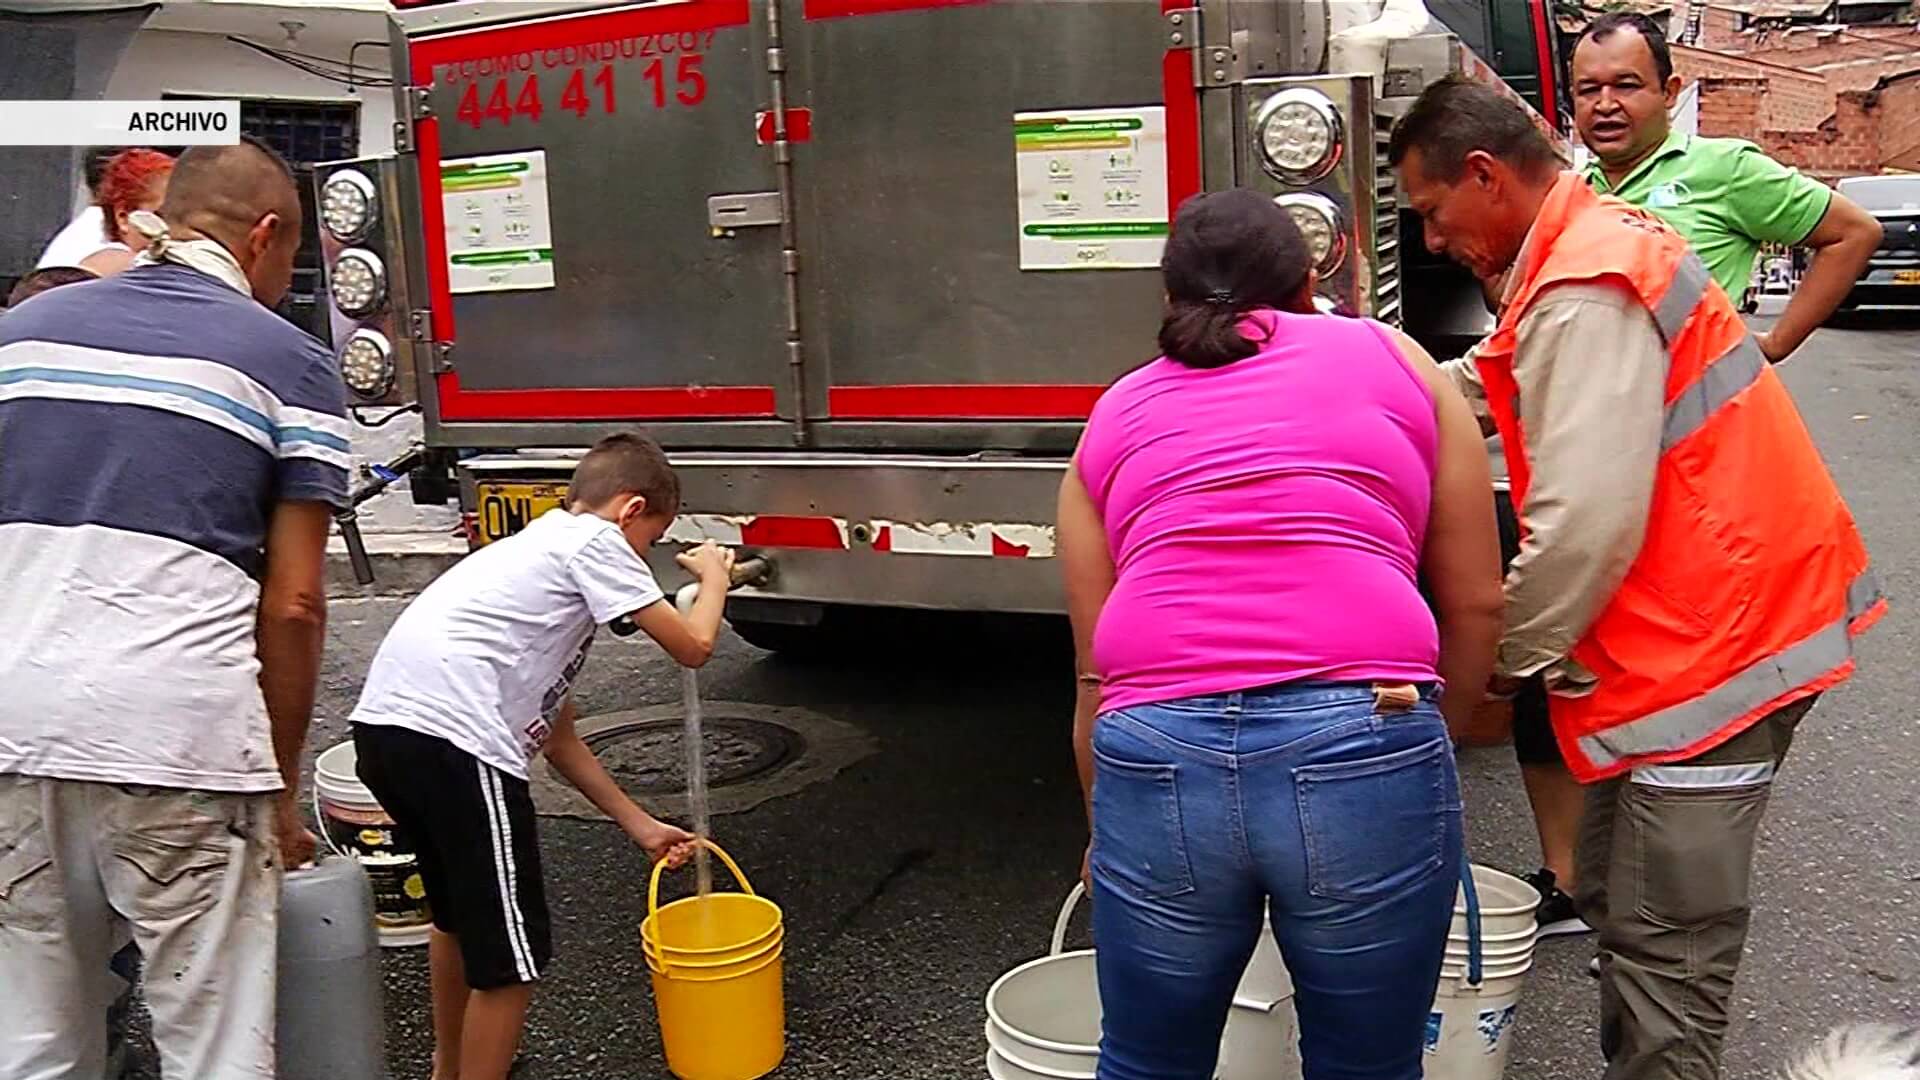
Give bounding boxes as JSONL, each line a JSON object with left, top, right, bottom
{"left": 76, "top": 148, "right": 175, "bottom": 276}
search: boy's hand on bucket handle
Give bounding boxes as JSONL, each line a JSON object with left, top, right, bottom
{"left": 632, "top": 816, "right": 700, "bottom": 867}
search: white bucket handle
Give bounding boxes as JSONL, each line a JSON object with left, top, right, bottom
{"left": 312, "top": 785, "right": 348, "bottom": 859}
{"left": 1050, "top": 881, "right": 1087, "bottom": 956}
{"left": 1460, "top": 859, "right": 1484, "bottom": 988}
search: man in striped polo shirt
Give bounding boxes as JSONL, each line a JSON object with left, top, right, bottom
{"left": 0, "top": 138, "right": 348, "bottom": 1079}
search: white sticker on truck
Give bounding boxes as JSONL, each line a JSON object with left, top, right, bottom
{"left": 443, "top": 150, "right": 557, "bottom": 294}
{"left": 1014, "top": 106, "right": 1168, "bottom": 271}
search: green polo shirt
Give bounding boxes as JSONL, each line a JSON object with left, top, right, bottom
{"left": 1584, "top": 130, "right": 1832, "bottom": 303}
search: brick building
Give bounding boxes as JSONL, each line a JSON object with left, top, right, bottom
{"left": 1649, "top": 2, "right": 1920, "bottom": 178}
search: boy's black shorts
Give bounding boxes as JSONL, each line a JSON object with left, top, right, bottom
{"left": 352, "top": 722, "right": 552, "bottom": 989}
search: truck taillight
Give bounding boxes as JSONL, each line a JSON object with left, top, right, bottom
{"left": 320, "top": 168, "right": 378, "bottom": 244}
{"left": 314, "top": 155, "right": 416, "bottom": 409}
{"left": 1254, "top": 88, "right": 1344, "bottom": 185}
{"left": 1274, "top": 193, "right": 1347, "bottom": 276}
{"left": 1240, "top": 75, "right": 1379, "bottom": 319}
{"left": 340, "top": 329, "right": 398, "bottom": 399}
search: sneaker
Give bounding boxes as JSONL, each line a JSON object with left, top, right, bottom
{"left": 1588, "top": 954, "right": 1602, "bottom": 978}
{"left": 1522, "top": 868, "right": 1594, "bottom": 938}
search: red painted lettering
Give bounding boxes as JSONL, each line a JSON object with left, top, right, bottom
{"left": 675, "top": 53, "right": 705, "bottom": 105}
{"left": 484, "top": 80, "right": 514, "bottom": 125}
{"left": 641, "top": 59, "right": 665, "bottom": 109}
{"left": 515, "top": 74, "right": 543, "bottom": 122}
{"left": 561, "top": 68, "right": 590, "bottom": 117}
{"left": 456, "top": 81, "right": 483, "bottom": 128}
{"left": 595, "top": 64, "right": 618, "bottom": 114}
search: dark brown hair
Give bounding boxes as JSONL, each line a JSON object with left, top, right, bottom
{"left": 1388, "top": 75, "right": 1560, "bottom": 184}
{"left": 1578, "top": 12, "right": 1674, "bottom": 84}
{"left": 1156, "top": 189, "right": 1313, "bottom": 369}
{"left": 7, "top": 266, "right": 98, "bottom": 308}
{"left": 567, "top": 431, "right": 681, "bottom": 516}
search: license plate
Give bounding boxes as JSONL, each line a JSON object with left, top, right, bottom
{"left": 1896, "top": 269, "right": 1920, "bottom": 284}
{"left": 473, "top": 481, "right": 567, "bottom": 545}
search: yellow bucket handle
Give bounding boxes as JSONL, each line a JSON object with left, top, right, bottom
{"left": 647, "top": 838, "right": 755, "bottom": 921}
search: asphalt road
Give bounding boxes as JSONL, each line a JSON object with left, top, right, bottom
{"left": 151, "top": 312, "right": 1920, "bottom": 1079}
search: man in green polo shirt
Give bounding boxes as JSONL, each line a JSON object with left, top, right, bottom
{"left": 1572, "top": 12, "right": 1878, "bottom": 363}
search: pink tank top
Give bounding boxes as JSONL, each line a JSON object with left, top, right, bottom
{"left": 1077, "top": 310, "right": 1441, "bottom": 714}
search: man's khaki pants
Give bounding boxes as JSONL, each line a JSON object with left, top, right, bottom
{"left": 1573, "top": 696, "right": 1816, "bottom": 1080}
{"left": 0, "top": 775, "right": 281, "bottom": 1080}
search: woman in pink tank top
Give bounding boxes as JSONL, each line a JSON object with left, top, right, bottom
{"left": 1058, "top": 190, "right": 1504, "bottom": 1080}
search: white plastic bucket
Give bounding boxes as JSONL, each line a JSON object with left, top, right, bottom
{"left": 983, "top": 884, "right": 1302, "bottom": 1080}
{"left": 984, "top": 884, "right": 1102, "bottom": 1079}
{"left": 1424, "top": 864, "right": 1541, "bottom": 1080}
{"left": 984, "top": 951, "right": 1100, "bottom": 1079}
{"left": 314, "top": 741, "right": 430, "bottom": 948}
{"left": 1218, "top": 996, "right": 1301, "bottom": 1080}
{"left": 1218, "top": 924, "right": 1301, "bottom": 1080}
{"left": 1450, "top": 866, "right": 1540, "bottom": 940}
{"left": 1424, "top": 964, "right": 1532, "bottom": 1080}
{"left": 1444, "top": 934, "right": 1534, "bottom": 963}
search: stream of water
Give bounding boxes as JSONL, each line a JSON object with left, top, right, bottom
{"left": 683, "top": 665, "right": 714, "bottom": 897}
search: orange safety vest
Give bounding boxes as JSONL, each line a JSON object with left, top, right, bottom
{"left": 1476, "top": 174, "right": 1885, "bottom": 783}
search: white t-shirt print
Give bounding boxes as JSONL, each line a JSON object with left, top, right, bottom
{"left": 351, "top": 510, "right": 665, "bottom": 779}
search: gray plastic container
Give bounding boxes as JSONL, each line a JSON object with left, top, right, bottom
{"left": 277, "top": 856, "right": 388, "bottom": 1080}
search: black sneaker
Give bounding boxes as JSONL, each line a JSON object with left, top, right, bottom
{"left": 1523, "top": 868, "right": 1594, "bottom": 938}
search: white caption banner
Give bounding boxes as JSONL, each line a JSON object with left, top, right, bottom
{"left": 0, "top": 101, "right": 242, "bottom": 147}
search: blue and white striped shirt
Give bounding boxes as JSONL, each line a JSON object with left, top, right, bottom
{"left": 0, "top": 263, "right": 349, "bottom": 792}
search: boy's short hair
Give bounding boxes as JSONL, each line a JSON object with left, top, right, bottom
{"left": 7, "top": 266, "right": 99, "bottom": 308}
{"left": 567, "top": 431, "right": 681, "bottom": 516}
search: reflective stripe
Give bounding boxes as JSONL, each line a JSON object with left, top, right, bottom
{"left": 1579, "top": 567, "right": 1879, "bottom": 770}
{"left": 1652, "top": 252, "right": 1711, "bottom": 344}
{"left": 1630, "top": 761, "right": 1775, "bottom": 789}
{"left": 1663, "top": 336, "right": 1766, "bottom": 449}
{"left": 1849, "top": 566, "right": 1885, "bottom": 624}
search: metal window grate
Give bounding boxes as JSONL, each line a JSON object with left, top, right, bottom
{"left": 240, "top": 98, "right": 360, "bottom": 168}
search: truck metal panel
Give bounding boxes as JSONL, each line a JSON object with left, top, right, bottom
{"left": 317, "top": 0, "right": 1561, "bottom": 617}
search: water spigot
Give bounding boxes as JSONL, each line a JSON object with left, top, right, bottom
{"left": 611, "top": 555, "right": 772, "bottom": 634}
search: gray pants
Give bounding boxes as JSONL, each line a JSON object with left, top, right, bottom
{"left": 1573, "top": 696, "right": 1816, "bottom": 1080}
{"left": 0, "top": 776, "right": 282, "bottom": 1080}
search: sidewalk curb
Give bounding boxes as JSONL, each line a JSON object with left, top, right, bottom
{"left": 326, "top": 537, "right": 467, "bottom": 598}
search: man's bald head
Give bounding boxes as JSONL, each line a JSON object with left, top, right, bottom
{"left": 158, "top": 137, "right": 303, "bottom": 306}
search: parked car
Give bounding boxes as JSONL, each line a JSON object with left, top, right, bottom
{"left": 1834, "top": 174, "right": 1920, "bottom": 313}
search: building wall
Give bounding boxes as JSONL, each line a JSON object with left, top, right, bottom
{"left": 0, "top": 7, "right": 153, "bottom": 287}
{"left": 1760, "top": 89, "right": 1885, "bottom": 179}
{"left": 1694, "top": 5, "right": 1751, "bottom": 51}
{"left": 1740, "top": 24, "right": 1920, "bottom": 67}
{"left": 105, "top": 29, "right": 395, "bottom": 155}
{"left": 1869, "top": 75, "right": 1920, "bottom": 170}
{"left": 1675, "top": 45, "right": 1835, "bottom": 129}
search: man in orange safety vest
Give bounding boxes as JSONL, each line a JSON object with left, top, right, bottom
{"left": 1389, "top": 76, "right": 1883, "bottom": 1080}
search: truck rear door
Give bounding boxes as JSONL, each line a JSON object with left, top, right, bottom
{"left": 401, "top": 0, "right": 1189, "bottom": 451}
{"left": 786, "top": 0, "right": 1175, "bottom": 432}
{"left": 404, "top": 1, "right": 795, "bottom": 436}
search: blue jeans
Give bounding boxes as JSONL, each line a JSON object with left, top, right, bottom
{"left": 1090, "top": 682, "right": 1465, "bottom": 1080}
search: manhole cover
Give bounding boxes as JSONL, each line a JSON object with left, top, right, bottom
{"left": 583, "top": 715, "right": 804, "bottom": 794}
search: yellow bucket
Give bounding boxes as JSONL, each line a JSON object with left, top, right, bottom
{"left": 640, "top": 840, "right": 785, "bottom": 1080}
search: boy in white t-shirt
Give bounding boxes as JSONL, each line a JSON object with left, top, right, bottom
{"left": 349, "top": 431, "right": 735, "bottom": 1080}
